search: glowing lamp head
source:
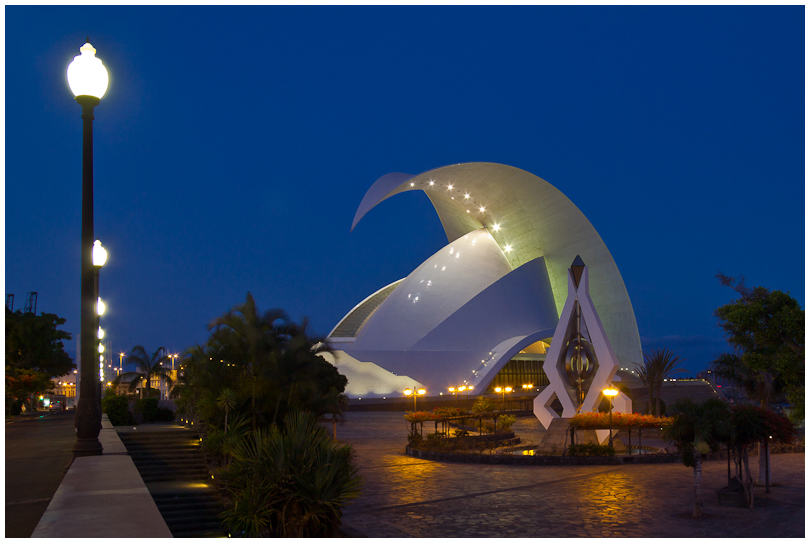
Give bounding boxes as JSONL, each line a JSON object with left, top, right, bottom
{"left": 98, "top": 343, "right": 105, "bottom": 353}
{"left": 505, "top": 387, "right": 512, "bottom": 393}
{"left": 67, "top": 41, "right": 109, "bottom": 99}
{"left": 93, "top": 240, "right": 108, "bottom": 267}
{"left": 448, "top": 387, "right": 455, "bottom": 392}
{"left": 458, "top": 386, "right": 466, "bottom": 392}
{"left": 96, "top": 297, "right": 106, "bottom": 316}
{"left": 403, "top": 388, "right": 413, "bottom": 396}
{"left": 417, "top": 388, "right": 426, "bottom": 396}
{"left": 603, "top": 387, "right": 619, "bottom": 397}
{"left": 495, "top": 387, "right": 502, "bottom": 393}
{"left": 97, "top": 326, "right": 105, "bottom": 340}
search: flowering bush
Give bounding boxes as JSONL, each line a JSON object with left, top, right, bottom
{"left": 570, "top": 411, "right": 672, "bottom": 429}
{"left": 404, "top": 407, "right": 471, "bottom": 422}
{"left": 404, "top": 411, "right": 436, "bottom": 422}
{"left": 432, "top": 406, "right": 469, "bottom": 419}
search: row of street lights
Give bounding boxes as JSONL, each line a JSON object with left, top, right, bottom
{"left": 404, "top": 383, "right": 541, "bottom": 411}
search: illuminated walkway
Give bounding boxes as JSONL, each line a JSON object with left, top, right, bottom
{"left": 337, "top": 412, "right": 804, "bottom": 538}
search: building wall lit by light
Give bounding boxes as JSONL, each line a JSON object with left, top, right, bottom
{"left": 326, "top": 163, "right": 641, "bottom": 398}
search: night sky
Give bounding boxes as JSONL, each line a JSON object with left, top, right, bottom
{"left": 5, "top": 6, "right": 804, "bottom": 377}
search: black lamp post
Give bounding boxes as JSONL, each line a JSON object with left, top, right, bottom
{"left": 68, "top": 40, "right": 109, "bottom": 457}
{"left": 603, "top": 387, "right": 618, "bottom": 448}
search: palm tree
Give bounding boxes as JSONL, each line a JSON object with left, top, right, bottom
{"left": 115, "top": 346, "right": 173, "bottom": 399}
{"left": 644, "top": 348, "right": 687, "bottom": 416}
{"left": 217, "top": 388, "right": 237, "bottom": 434}
{"left": 634, "top": 360, "right": 657, "bottom": 415}
{"left": 664, "top": 397, "right": 732, "bottom": 518}
{"left": 208, "top": 292, "right": 292, "bottom": 431}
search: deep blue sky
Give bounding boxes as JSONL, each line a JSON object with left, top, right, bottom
{"left": 5, "top": 6, "right": 804, "bottom": 376}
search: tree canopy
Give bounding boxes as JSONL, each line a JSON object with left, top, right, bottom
{"left": 176, "top": 293, "right": 348, "bottom": 432}
{"left": 712, "top": 274, "right": 804, "bottom": 421}
{"left": 5, "top": 308, "right": 74, "bottom": 378}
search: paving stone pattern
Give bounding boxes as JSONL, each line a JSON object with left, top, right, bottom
{"left": 336, "top": 412, "right": 805, "bottom": 538}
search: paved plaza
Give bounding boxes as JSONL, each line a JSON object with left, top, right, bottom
{"left": 337, "top": 412, "right": 805, "bottom": 538}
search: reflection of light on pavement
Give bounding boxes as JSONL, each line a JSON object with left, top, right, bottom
{"left": 390, "top": 461, "right": 440, "bottom": 506}
{"left": 574, "top": 472, "right": 639, "bottom": 523}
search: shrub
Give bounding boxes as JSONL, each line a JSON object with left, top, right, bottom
{"left": 498, "top": 415, "right": 516, "bottom": 431}
{"left": 219, "top": 411, "right": 362, "bottom": 537}
{"left": 472, "top": 396, "right": 495, "bottom": 414}
{"left": 7, "top": 398, "right": 24, "bottom": 416}
{"left": 102, "top": 394, "right": 136, "bottom": 426}
{"left": 155, "top": 406, "right": 175, "bottom": 422}
{"left": 566, "top": 443, "right": 616, "bottom": 457}
{"left": 133, "top": 398, "right": 161, "bottom": 422}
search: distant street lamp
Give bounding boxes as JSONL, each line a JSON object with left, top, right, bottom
{"left": 603, "top": 387, "right": 619, "bottom": 448}
{"left": 403, "top": 387, "right": 426, "bottom": 411}
{"left": 494, "top": 386, "right": 512, "bottom": 410}
{"left": 68, "top": 40, "right": 109, "bottom": 457}
{"left": 93, "top": 239, "right": 107, "bottom": 406}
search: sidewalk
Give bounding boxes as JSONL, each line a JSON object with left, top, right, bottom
{"left": 30, "top": 414, "right": 172, "bottom": 538}
{"left": 337, "top": 411, "right": 805, "bottom": 538}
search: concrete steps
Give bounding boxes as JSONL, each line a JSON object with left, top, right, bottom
{"left": 118, "top": 427, "right": 226, "bottom": 538}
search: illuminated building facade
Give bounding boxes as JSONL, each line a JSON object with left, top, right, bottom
{"left": 324, "top": 163, "right": 641, "bottom": 399}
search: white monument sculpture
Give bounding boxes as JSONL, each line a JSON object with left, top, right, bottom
{"left": 533, "top": 256, "right": 632, "bottom": 445}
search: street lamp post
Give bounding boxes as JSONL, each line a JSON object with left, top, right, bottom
{"left": 494, "top": 386, "right": 512, "bottom": 411}
{"left": 68, "top": 40, "right": 109, "bottom": 457}
{"left": 404, "top": 387, "right": 427, "bottom": 438}
{"left": 403, "top": 387, "right": 426, "bottom": 411}
{"left": 603, "top": 387, "right": 619, "bottom": 449}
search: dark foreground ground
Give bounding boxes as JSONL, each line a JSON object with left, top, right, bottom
{"left": 6, "top": 410, "right": 75, "bottom": 537}
{"left": 336, "top": 412, "right": 805, "bottom": 538}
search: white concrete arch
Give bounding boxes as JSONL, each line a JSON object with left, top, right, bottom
{"left": 351, "top": 162, "right": 642, "bottom": 368}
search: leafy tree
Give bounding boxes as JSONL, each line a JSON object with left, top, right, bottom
{"left": 712, "top": 273, "right": 805, "bottom": 484}
{"left": 6, "top": 367, "right": 54, "bottom": 415}
{"left": 114, "top": 346, "right": 173, "bottom": 399}
{"left": 713, "top": 274, "right": 804, "bottom": 416}
{"left": 664, "top": 397, "right": 732, "bottom": 518}
{"left": 5, "top": 308, "right": 74, "bottom": 378}
{"left": 722, "top": 405, "right": 796, "bottom": 508}
{"left": 206, "top": 293, "right": 347, "bottom": 430}
{"left": 644, "top": 348, "right": 687, "bottom": 416}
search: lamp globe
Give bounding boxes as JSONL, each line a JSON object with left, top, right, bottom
{"left": 67, "top": 42, "right": 109, "bottom": 99}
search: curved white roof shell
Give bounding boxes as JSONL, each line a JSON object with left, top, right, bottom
{"left": 330, "top": 162, "right": 641, "bottom": 397}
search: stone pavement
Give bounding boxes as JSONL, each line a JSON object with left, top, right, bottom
{"left": 336, "top": 412, "right": 805, "bottom": 538}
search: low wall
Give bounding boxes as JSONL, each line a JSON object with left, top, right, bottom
{"left": 406, "top": 446, "right": 679, "bottom": 466}
{"left": 32, "top": 414, "right": 172, "bottom": 538}
{"left": 433, "top": 431, "right": 516, "bottom": 449}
